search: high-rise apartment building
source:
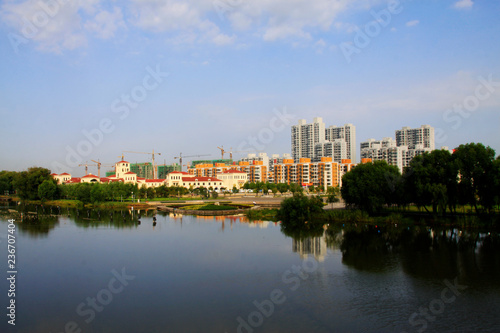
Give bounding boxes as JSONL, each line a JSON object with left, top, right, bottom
{"left": 291, "top": 118, "right": 356, "bottom": 163}
{"left": 325, "top": 123, "right": 356, "bottom": 161}
{"left": 396, "top": 125, "right": 435, "bottom": 150}
{"left": 360, "top": 125, "right": 435, "bottom": 172}
{"left": 291, "top": 117, "right": 325, "bottom": 161}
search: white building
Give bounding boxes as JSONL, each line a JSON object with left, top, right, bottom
{"left": 396, "top": 125, "right": 435, "bottom": 150}
{"left": 292, "top": 118, "right": 356, "bottom": 163}
{"left": 360, "top": 126, "right": 435, "bottom": 172}
{"left": 217, "top": 170, "right": 248, "bottom": 190}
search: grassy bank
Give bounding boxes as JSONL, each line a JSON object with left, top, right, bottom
{"left": 245, "top": 209, "right": 278, "bottom": 221}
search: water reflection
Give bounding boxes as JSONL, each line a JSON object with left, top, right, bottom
{"left": 323, "top": 223, "right": 500, "bottom": 285}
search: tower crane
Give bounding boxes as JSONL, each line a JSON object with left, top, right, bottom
{"left": 91, "top": 159, "right": 115, "bottom": 178}
{"left": 122, "top": 150, "right": 161, "bottom": 179}
{"left": 174, "top": 153, "right": 211, "bottom": 172}
{"left": 217, "top": 146, "right": 226, "bottom": 159}
{"left": 78, "top": 162, "right": 98, "bottom": 176}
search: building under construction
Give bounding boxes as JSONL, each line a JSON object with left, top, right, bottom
{"left": 158, "top": 164, "right": 182, "bottom": 179}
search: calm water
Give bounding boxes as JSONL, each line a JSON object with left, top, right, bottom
{"left": 1, "top": 205, "right": 500, "bottom": 333}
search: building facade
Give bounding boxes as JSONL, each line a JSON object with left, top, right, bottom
{"left": 292, "top": 118, "right": 356, "bottom": 163}
{"left": 395, "top": 125, "right": 435, "bottom": 150}
{"left": 360, "top": 125, "right": 435, "bottom": 172}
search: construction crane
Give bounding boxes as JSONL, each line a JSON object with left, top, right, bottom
{"left": 174, "top": 153, "right": 211, "bottom": 171}
{"left": 91, "top": 159, "right": 115, "bottom": 178}
{"left": 78, "top": 162, "right": 98, "bottom": 176}
{"left": 122, "top": 150, "right": 161, "bottom": 179}
{"left": 217, "top": 146, "right": 226, "bottom": 159}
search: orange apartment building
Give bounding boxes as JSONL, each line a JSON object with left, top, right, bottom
{"left": 273, "top": 157, "right": 358, "bottom": 188}
{"left": 189, "top": 161, "right": 268, "bottom": 183}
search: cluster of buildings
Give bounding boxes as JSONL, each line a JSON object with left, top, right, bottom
{"left": 51, "top": 118, "right": 440, "bottom": 191}
{"left": 52, "top": 160, "right": 248, "bottom": 191}
{"left": 360, "top": 125, "right": 436, "bottom": 171}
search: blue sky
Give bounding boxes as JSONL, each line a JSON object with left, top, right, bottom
{"left": 1, "top": 0, "right": 499, "bottom": 176}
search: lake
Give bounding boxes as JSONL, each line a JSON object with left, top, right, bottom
{"left": 1, "top": 205, "right": 499, "bottom": 333}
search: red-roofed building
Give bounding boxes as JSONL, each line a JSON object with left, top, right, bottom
{"left": 123, "top": 171, "right": 137, "bottom": 183}
{"left": 81, "top": 174, "right": 100, "bottom": 183}
{"left": 66, "top": 178, "right": 81, "bottom": 184}
{"left": 181, "top": 176, "right": 224, "bottom": 190}
{"left": 52, "top": 173, "right": 72, "bottom": 184}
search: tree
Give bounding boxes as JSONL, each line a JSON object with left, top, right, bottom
{"left": 0, "top": 171, "right": 17, "bottom": 194}
{"left": 453, "top": 143, "right": 496, "bottom": 213}
{"left": 277, "top": 183, "right": 288, "bottom": 195}
{"left": 147, "top": 187, "right": 155, "bottom": 200}
{"left": 326, "top": 186, "right": 340, "bottom": 209}
{"left": 232, "top": 186, "right": 239, "bottom": 194}
{"left": 289, "top": 183, "right": 303, "bottom": 194}
{"left": 38, "top": 179, "right": 57, "bottom": 202}
{"left": 13, "top": 167, "right": 53, "bottom": 200}
{"left": 277, "top": 192, "right": 324, "bottom": 225}
{"left": 90, "top": 184, "right": 106, "bottom": 203}
{"left": 139, "top": 185, "right": 147, "bottom": 199}
{"left": 76, "top": 183, "right": 92, "bottom": 204}
{"left": 404, "top": 150, "right": 458, "bottom": 214}
{"left": 341, "top": 161, "right": 401, "bottom": 213}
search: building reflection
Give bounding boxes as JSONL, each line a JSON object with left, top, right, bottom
{"left": 292, "top": 234, "right": 328, "bottom": 262}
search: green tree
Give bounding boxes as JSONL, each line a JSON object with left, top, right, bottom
{"left": 0, "top": 171, "right": 17, "bottom": 194}
{"left": 277, "top": 193, "right": 324, "bottom": 225}
{"left": 13, "top": 167, "right": 53, "bottom": 200}
{"left": 326, "top": 186, "right": 340, "bottom": 209}
{"left": 139, "top": 185, "right": 147, "bottom": 199}
{"left": 341, "top": 161, "right": 401, "bottom": 213}
{"left": 90, "top": 184, "right": 105, "bottom": 203}
{"left": 277, "top": 183, "right": 288, "bottom": 195}
{"left": 453, "top": 143, "right": 496, "bottom": 213}
{"left": 289, "top": 182, "right": 303, "bottom": 194}
{"left": 147, "top": 187, "right": 156, "bottom": 200}
{"left": 232, "top": 186, "right": 239, "bottom": 194}
{"left": 38, "top": 179, "right": 57, "bottom": 202}
{"left": 404, "top": 149, "right": 458, "bottom": 214}
{"left": 76, "top": 183, "right": 92, "bottom": 204}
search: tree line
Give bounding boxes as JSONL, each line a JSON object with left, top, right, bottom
{"left": 0, "top": 168, "right": 192, "bottom": 204}
{"left": 341, "top": 143, "right": 500, "bottom": 215}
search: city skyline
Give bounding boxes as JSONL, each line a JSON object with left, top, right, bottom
{"left": 1, "top": 0, "right": 499, "bottom": 174}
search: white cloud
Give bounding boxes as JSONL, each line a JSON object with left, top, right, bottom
{"left": 406, "top": 20, "right": 419, "bottom": 27}
{"left": 84, "top": 7, "right": 126, "bottom": 39}
{"left": 0, "top": 0, "right": 126, "bottom": 53}
{"left": 453, "top": 0, "right": 474, "bottom": 9}
{"left": 1, "top": 0, "right": 388, "bottom": 52}
{"left": 129, "top": 0, "right": 383, "bottom": 43}
{"left": 1, "top": 0, "right": 88, "bottom": 53}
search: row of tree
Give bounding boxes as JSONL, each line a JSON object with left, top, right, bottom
{"left": 0, "top": 167, "right": 221, "bottom": 203}
{"left": 341, "top": 143, "right": 500, "bottom": 214}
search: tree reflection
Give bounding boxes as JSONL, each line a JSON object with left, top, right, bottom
{"left": 323, "top": 222, "right": 500, "bottom": 284}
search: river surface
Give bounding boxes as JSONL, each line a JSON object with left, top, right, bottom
{"left": 0, "top": 205, "right": 499, "bottom": 333}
